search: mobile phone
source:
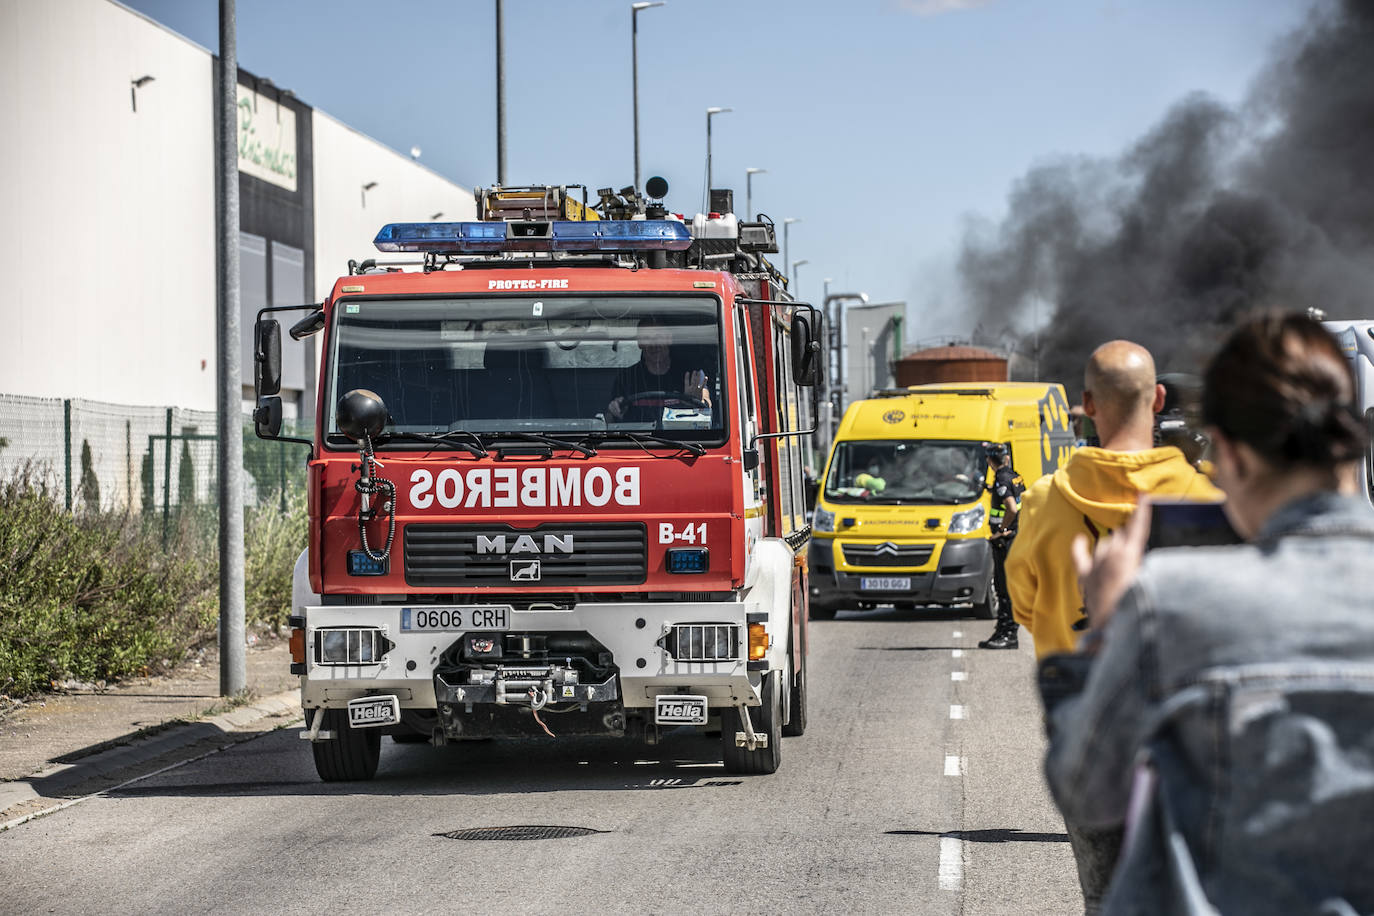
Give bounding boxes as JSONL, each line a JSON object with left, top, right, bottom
{"left": 1146, "top": 501, "right": 1240, "bottom": 550}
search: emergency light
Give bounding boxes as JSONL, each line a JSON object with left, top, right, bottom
{"left": 373, "top": 219, "right": 692, "bottom": 254}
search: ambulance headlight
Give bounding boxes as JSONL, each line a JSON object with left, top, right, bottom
{"left": 813, "top": 505, "right": 836, "bottom": 533}
{"left": 948, "top": 505, "right": 986, "bottom": 535}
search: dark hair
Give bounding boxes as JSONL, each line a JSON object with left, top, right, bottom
{"left": 1202, "top": 312, "right": 1363, "bottom": 469}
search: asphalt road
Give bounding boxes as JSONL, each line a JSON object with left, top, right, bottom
{"left": 0, "top": 609, "right": 1080, "bottom": 915}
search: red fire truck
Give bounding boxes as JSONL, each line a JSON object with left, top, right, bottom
{"left": 253, "top": 183, "right": 819, "bottom": 781}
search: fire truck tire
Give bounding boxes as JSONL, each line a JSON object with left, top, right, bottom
{"left": 311, "top": 709, "right": 381, "bottom": 781}
{"left": 782, "top": 639, "right": 808, "bottom": 738}
{"left": 721, "top": 672, "right": 782, "bottom": 775}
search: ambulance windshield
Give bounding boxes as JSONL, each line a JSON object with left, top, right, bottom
{"left": 824, "top": 440, "right": 986, "bottom": 505}
{"left": 326, "top": 296, "right": 725, "bottom": 446}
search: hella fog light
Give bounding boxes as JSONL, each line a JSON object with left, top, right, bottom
{"left": 948, "top": 504, "right": 986, "bottom": 535}
{"left": 315, "top": 627, "right": 390, "bottom": 665}
{"left": 812, "top": 505, "right": 836, "bottom": 533}
{"left": 666, "top": 547, "right": 709, "bottom": 574}
{"left": 748, "top": 623, "right": 770, "bottom": 661}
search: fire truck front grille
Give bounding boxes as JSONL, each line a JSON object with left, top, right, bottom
{"left": 404, "top": 523, "right": 648, "bottom": 587}
{"left": 842, "top": 542, "right": 934, "bottom": 568}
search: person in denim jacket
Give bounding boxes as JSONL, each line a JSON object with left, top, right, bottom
{"left": 1046, "top": 312, "right": 1374, "bottom": 915}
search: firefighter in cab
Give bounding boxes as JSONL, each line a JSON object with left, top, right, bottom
{"left": 978, "top": 442, "right": 1024, "bottom": 650}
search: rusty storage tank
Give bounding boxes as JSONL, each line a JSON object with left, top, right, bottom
{"left": 894, "top": 345, "right": 1008, "bottom": 386}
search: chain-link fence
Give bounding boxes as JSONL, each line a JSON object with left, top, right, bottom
{"left": 0, "top": 393, "right": 311, "bottom": 528}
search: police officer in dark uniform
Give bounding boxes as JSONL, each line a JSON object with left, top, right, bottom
{"left": 978, "top": 442, "right": 1023, "bottom": 650}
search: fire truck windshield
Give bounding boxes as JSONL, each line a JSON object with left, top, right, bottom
{"left": 326, "top": 296, "right": 726, "bottom": 447}
{"left": 824, "top": 440, "right": 986, "bottom": 505}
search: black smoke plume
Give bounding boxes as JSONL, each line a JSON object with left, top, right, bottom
{"left": 959, "top": 0, "right": 1374, "bottom": 390}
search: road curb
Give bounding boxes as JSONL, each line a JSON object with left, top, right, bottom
{"left": 0, "top": 688, "right": 302, "bottom": 832}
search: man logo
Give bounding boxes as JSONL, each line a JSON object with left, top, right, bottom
{"left": 510, "top": 559, "right": 541, "bottom": 582}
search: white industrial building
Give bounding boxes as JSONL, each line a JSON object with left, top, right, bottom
{"left": 0, "top": 0, "right": 477, "bottom": 418}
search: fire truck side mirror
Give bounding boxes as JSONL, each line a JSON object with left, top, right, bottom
{"left": 790, "top": 312, "right": 820, "bottom": 387}
{"left": 255, "top": 318, "right": 282, "bottom": 397}
{"left": 253, "top": 395, "right": 283, "bottom": 438}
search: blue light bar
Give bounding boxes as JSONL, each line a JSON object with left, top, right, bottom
{"left": 373, "top": 219, "right": 692, "bottom": 254}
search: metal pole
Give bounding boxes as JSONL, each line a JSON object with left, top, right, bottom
{"left": 706, "top": 109, "right": 713, "bottom": 206}
{"left": 216, "top": 0, "right": 246, "bottom": 697}
{"left": 632, "top": 7, "right": 640, "bottom": 192}
{"left": 63, "top": 399, "right": 72, "bottom": 511}
{"left": 783, "top": 217, "right": 800, "bottom": 281}
{"left": 630, "top": 3, "right": 664, "bottom": 193}
{"left": 495, "top": 0, "right": 507, "bottom": 185}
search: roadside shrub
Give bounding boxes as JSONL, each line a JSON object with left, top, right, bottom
{"left": 244, "top": 487, "right": 308, "bottom": 630}
{"left": 0, "top": 465, "right": 306, "bottom": 698}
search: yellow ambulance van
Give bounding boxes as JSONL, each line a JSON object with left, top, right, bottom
{"left": 809, "top": 382, "right": 1074, "bottom": 619}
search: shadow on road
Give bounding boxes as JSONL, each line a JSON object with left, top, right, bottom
{"left": 99, "top": 725, "right": 761, "bottom": 800}
{"left": 886, "top": 828, "right": 1069, "bottom": 843}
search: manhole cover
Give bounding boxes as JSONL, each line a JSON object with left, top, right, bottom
{"left": 435, "top": 825, "right": 608, "bottom": 841}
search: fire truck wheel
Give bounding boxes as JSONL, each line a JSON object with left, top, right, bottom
{"left": 311, "top": 709, "right": 381, "bottom": 781}
{"left": 782, "top": 638, "right": 808, "bottom": 738}
{"left": 721, "top": 672, "right": 782, "bottom": 775}
{"left": 972, "top": 570, "right": 999, "bottom": 619}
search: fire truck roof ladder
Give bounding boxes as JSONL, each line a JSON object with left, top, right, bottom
{"left": 476, "top": 185, "right": 600, "bottom": 222}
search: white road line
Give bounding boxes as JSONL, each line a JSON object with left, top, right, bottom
{"left": 944, "top": 755, "right": 965, "bottom": 776}
{"left": 952, "top": 630, "right": 963, "bottom": 638}
{"left": 949, "top": 705, "right": 966, "bottom": 719}
{"left": 951, "top": 671, "right": 967, "bottom": 681}
{"left": 951, "top": 648, "right": 964, "bottom": 658}
{"left": 938, "top": 836, "right": 964, "bottom": 890}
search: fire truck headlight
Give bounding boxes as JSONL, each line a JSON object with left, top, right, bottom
{"left": 948, "top": 504, "right": 986, "bottom": 535}
{"left": 812, "top": 505, "right": 836, "bottom": 533}
{"left": 315, "top": 627, "right": 390, "bottom": 665}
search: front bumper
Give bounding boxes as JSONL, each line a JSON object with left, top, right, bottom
{"left": 808, "top": 536, "right": 992, "bottom": 605}
{"left": 296, "top": 601, "right": 765, "bottom": 719}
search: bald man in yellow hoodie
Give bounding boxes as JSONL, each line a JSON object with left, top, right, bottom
{"left": 1006, "top": 339, "right": 1219, "bottom": 914}
{"left": 1007, "top": 340, "right": 1220, "bottom": 659}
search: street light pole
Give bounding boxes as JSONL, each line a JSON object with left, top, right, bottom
{"left": 822, "top": 292, "right": 868, "bottom": 443}
{"left": 782, "top": 217, "right": 800, "bottom": 280}
{"left": 745, "top": 167, "right": 766, "bottom": 220}
{"left": 792, "top": 259, "right": 809, "bottom": 297}
{"left": 705, "top": 106, "right": 732, "bottom": 211}
{"left": 215, "top": 0, "right": 245, "bottom": 697}
{"left": 631, "top": 2, "right": 665, "bottom": 192}
{"left": 495, "top": 0, "right": 507, "bottom": 184}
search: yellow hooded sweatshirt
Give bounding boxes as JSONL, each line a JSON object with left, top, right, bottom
{"left": 1005, "top": 445, "right": 1222, "bottom": 658}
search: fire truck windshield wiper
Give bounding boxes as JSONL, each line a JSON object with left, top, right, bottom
{"left": 581, "top": 430, "right": 706, "bottom": 457}
{"left": 476, "top": 430, "right": 597, "bottom": 458}
{"left": 384, "top": 430, "right": 489, "bottom": 458}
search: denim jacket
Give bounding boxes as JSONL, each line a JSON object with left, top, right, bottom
{"left": 1045, "top": 491, "right": 1374, "bottom": 915}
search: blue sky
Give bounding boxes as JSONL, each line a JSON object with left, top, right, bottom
{"left": 123, "top": 0, "right": 1313, "bottom": 340}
